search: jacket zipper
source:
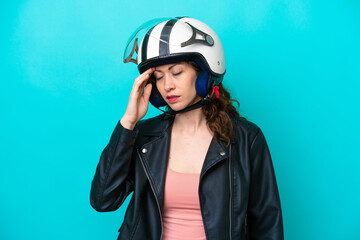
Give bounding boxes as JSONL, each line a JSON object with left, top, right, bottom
{"left": 245, "top": 213, "right": 248, "bottom": 234}
{"left": 137, "top": 150, "right": 163, "bottom": 240}
{"left": 229, "top": 144, "right": 232, "bottom": 240}
{"left": 198, "top": 173, "right": 208, "bottom": 238}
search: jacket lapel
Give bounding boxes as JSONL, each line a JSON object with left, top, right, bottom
{"left": 200, "top": 136, "right": 229, "bottom": 180}
{"left": 137, "top": 116, "right": 173, "bottom": 211}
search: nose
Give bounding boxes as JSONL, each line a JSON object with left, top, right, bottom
{"left": 163, "top": 74, "right": 175, "bottom": 92}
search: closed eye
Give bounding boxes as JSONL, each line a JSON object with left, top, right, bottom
{"left": 155, "top": 71, "right": 182, "bottom": 80}
{"left": 154, "top": 75, "right": 163, "bottom": 80}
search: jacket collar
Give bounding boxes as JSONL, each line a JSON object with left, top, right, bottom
{"left": 136, "top": 114, "right": 175, "bottom": 137}
{"left": 137, "top": 113, "right": 238, "bottom": 143}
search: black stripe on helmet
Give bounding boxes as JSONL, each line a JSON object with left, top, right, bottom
{"left": 141, "top": 26, "right": 155, "bottom": 62}
{"left": 159, "top": 19, "right": 178, "bottom": 56}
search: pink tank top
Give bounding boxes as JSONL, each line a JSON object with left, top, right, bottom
{"left": 161, "top": 167, "right": 206, "bottom": 240}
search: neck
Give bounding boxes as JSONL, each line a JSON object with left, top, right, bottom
{"left": 173, "top": 107, "right": 207, "bottom": 135}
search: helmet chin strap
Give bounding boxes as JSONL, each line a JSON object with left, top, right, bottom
{"left": 155, "top": 97, "right": 211, "bottom": 116}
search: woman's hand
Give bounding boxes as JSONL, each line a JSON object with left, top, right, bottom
{"left": 120, "top": 68, "right": 155, "bottom": 130}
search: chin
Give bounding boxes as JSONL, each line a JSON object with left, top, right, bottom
{"left": 167, "top": 100, "right": 198, "bottom": 112}
{"left": 167, "top": 103, "right": 186, "bottom": 112}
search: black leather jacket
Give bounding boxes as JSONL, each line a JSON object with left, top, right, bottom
{"left": 90, "top": 114, "right": 284, "bottom": 240}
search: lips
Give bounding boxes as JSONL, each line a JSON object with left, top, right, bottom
{"left": 166, "top": 95, "right": 180, "bottom": 103}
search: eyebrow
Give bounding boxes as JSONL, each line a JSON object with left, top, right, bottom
{"left": 154, "top": 63, "right": 179, "bottom": 72}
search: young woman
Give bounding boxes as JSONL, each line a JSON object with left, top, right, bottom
{"left": 90, "top": 17, "right": 284, "bottom": 240}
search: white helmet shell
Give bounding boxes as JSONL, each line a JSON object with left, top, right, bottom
{"left": 124, "top": 17, "right": 225, "bottom": 78}
{"left": 123, "top": 17, "right": 226, "bottom": 108}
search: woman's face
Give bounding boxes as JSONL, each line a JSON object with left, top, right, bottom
{"left": 154, "top": 62, "right": 201, "bottom": 111}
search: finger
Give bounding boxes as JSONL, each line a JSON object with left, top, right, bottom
{"left": 143, "top": 83, "right": 153, "bottom": 102}
{"left": 134, "top": 70, "right": 153, "bottom": 88}
{"left": 135, "top": 71, "right": 154, "bottom": 91}
{"left": 135, "top": 68, "right": 155, "bottom": 82}
{"left": 137, "top": 77, "right": 150, "bottom": 94}
{"left": 131, "top": 68, "right": 155, "bottom": 98}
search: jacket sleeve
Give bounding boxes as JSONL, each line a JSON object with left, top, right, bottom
{"left": 247, "top": 128, "right": 284, "bottom": 240}
{"left": 90, "top": 121, "right": 138, "bottom": 212}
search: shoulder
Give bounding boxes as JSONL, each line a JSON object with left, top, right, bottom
{"left": 232, "top": 116, "right": 261, "bottom": 134}
{"left": 229, "top": 115, "right": 263, "bottom": 144}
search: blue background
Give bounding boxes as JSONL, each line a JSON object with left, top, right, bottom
{"left": 1, "top": 0, "right": 359, "bottom": 239}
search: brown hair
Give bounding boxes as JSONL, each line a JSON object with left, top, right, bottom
{"left": 202, "top": 83, "right": 246, "bottom": 146}
{"left": 188, "top": 61, "right": 246, "bottom": 146}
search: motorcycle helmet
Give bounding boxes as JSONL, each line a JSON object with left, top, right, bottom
{"left": 123, "top": 16, "right": 226, "bottom": 111}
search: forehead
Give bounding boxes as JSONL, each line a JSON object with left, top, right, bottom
{"left": 155, "top": 62, "right": 187, "bottom": 71}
